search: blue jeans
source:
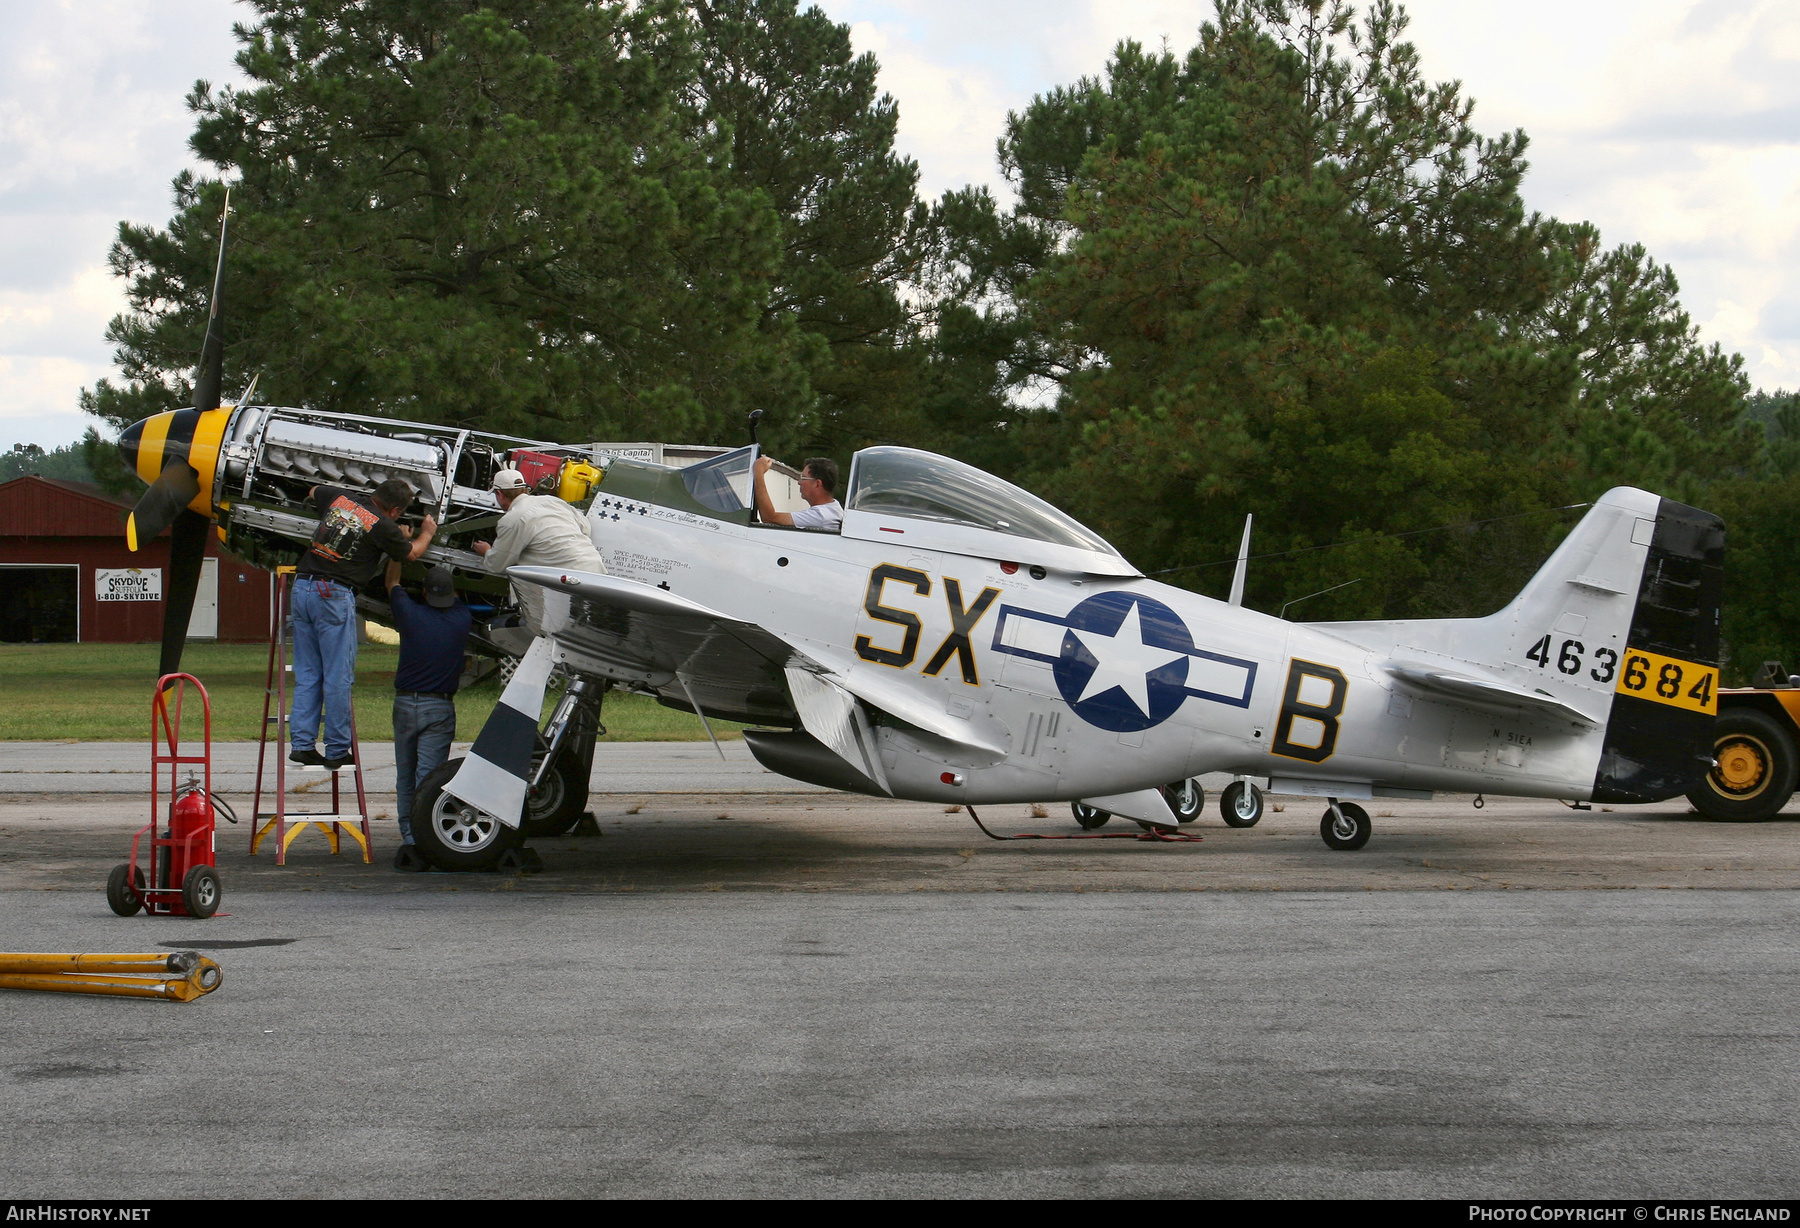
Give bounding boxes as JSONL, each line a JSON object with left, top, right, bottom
{"left": 393, "top": 693, "right": 456, "bottom": 843}
{"left": 290, "top": 578, "right": 359, "bottom": 760}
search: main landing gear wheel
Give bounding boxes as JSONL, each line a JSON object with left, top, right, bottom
{"left": 1320, "top": 801, "right": 1371, "bottom": 850}
{"left": 1071, "top": 801, "right": 1111, "bottom": 830}
{"left": 1162, "top": 779, "right": 1204, "bottom": 823}
{"left": 520, "top": 751, "right": 587, "bottom": 839}
{"left": 411, "top": 757, "right": 523, "bottom": 871}
{"left": 1219, "top": 780, "right": 1264, "bottom": 828}
{"left": 1686, "top": 709, "right": 1798, "bottom": 822}
{"left": 106, "top": 864, "right": 144, "bottom": 917}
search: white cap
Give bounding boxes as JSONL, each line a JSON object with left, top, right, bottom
{"left": 492, "top": 468, "right": 528, "bottom": 492}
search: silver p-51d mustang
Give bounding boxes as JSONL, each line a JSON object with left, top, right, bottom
{"left": 121, "top": 390, "right": 1725, "bottom": 871}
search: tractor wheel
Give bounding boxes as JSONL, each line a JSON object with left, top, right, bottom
{"left": 1687, "top": 708, "right": 1798, "bottom": 822}
{"left": 411, "top": 758, "right": 523, "bottom": 871}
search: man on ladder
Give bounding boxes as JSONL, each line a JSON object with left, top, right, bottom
{"left": 290, "top": 479, "right": 437, "bottom": 771}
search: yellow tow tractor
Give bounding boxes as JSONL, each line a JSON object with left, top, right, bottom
{"left": 1689, "top": 662, "right": 1800, "bottom": 820}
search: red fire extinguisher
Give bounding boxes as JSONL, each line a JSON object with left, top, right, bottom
{"left": 166, "top": 777, "right": 216, "bottom": 895}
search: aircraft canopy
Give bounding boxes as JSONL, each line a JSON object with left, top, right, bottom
{"left": 845, "top": 446, "right": 1122, "bottom": 558}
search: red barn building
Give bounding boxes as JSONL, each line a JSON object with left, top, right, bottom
{"left": 0, "top": 476, "right": 271, "bottom": 643}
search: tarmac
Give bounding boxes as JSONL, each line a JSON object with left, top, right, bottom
{"left": 1, "top": 743, "right": 1797, "bottom": 1198}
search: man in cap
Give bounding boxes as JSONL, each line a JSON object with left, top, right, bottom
{"left": 384, "top": 558, "right": 472, "bottom": 864}
{"left": 471, "top": 466, "right": 608, "bottom": 636}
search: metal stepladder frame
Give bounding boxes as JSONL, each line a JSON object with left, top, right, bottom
{"left": 251, "top": 567, "right": 372, "bottom": 864}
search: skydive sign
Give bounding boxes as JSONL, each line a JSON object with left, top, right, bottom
{"left": 95, "top": 568, "right": 161, "bottom": 602}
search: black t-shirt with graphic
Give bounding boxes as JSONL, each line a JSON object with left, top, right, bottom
{"left": 296, "top": 486, "right": 413, "bottom": 585}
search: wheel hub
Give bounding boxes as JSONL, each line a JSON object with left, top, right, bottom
{"left": 434, "top": 796, "right": 501, "bottom": 850}
{"left": 1331, "top": 810, "right": 1357, "bottom": 840}
{"left": 1714, "top": 738, "right": 1770, "bottom": 796}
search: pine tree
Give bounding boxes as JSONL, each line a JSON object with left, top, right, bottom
{"left": 84, "top": 0, "right": 803, "bottom": 448}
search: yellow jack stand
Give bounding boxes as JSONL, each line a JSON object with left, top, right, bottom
{"left": 0, "top": 952, "right": 223, "bottom": 1002}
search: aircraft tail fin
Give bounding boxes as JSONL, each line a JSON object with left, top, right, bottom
{"left": 1310, "top": 488, "right": 1724, "bottom": 801}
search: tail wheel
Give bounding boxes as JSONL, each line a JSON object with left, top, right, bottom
{"left": 1320, "top": 801, "right": 1371, "bottom": 851}
{"left": 1162, "top": 779, "right": 1204, "bottom": 823}
{"left": 1071, "top": 801, "right": 1110, "bottom": 830}
{"left": 1687, "top": 708, "right": 1798, "bottom": 822}
{"left": 411, "top": 757, "right": 524, "bottom": 871}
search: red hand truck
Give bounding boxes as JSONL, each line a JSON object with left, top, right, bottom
{"left": 106, "top": 673, "right": 234, "bottom": 919}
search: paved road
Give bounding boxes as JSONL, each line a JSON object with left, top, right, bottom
{"left": 1, "top": 889, "right": 1795, "bottom": 1199}
{"left": 4, "top": 743, "right": 1799, "bottom": 1198}
{"left": 0, "top": 739, "right": 826, "bottom": 795}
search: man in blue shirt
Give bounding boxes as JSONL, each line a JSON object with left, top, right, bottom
{"left": 383, "top": 559, "right": 472, "bottom": 863}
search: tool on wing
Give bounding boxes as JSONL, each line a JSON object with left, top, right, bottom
{"left": 108, "top": 673, "right": 231, "bottom": 919}
{"left": 0, "top": 951, "right": 223, "bottom": 1002}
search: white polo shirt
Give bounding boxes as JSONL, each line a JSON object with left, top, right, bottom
{"left": 790, "top": 500, "right": 843, "bottom": 531}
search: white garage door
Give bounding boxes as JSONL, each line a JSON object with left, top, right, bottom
{"left": 185, "top": 557, "right": 218, "bottom": 640}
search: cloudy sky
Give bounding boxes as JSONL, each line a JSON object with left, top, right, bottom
{"left": 2, "top": 0, "right": 1795, "bottom": 451}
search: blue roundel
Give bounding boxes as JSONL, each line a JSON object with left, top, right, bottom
{"left": 1052, "top": 592, "right": 1198, "bottom": 733}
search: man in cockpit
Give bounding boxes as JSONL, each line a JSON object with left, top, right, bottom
{"left": 471, "top": 467, "right": 607, "bottom": 636}
{"left": 753, "top": 455, "right": 842, "bottom": 531}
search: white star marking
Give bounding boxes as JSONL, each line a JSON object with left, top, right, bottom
{"left": 1070, "top": 600, "right": 1188, "bottom": 717}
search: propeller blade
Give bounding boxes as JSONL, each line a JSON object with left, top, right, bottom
{"left": 159, "top": 510, "right": 211, "bottom": 680}
{"left": 192, "top": 191, "right": 230, "bottom": 415}
{"left": 125, "top": 461, "right": 201, "bottom": 553}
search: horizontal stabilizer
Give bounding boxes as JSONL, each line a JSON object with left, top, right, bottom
{"left": 1385, "top": 662, "right": 1599, "bottom": 728}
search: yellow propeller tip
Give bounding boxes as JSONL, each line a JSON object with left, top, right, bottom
{"left": 126, "top": 516, "right": 139, "bottom": 553}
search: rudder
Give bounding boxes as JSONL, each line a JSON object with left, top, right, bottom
{"left": 1590, "top": 498, "right": 1724, "bottom": 803}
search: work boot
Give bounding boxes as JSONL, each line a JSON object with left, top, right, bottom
{"left": 288, "top": 748, "right": 326, "bottom": 767}
{"left": 323, "top": 754, "right": 354, "bottom": 772}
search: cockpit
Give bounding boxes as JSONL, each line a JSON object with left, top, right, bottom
{"left": 840, "top": 446, "right": 1137, "bottom": 576}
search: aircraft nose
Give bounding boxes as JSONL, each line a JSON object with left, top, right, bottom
{"left": 118, "top": 419, "right": 144, "bottom": 479}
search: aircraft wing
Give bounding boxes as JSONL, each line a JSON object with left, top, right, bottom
{"left": 1383, "top": 661, "right": 1601, "bottom": 728}
{"left": 508, "top": 566, "right": 804, "bottom": 726}
{"left": 509, "top": 566, "right": 1007, "bottom": 756}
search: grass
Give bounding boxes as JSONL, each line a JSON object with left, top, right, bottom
{"left": 0, "top": 643, "right": 749, "bottom": 743}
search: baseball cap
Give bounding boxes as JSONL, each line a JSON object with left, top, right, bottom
{"left": 423, "top": 565, "right": 457, "bottom": 609}
{"left": 492, "top": 468, "right": 528, "bottom": 492}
